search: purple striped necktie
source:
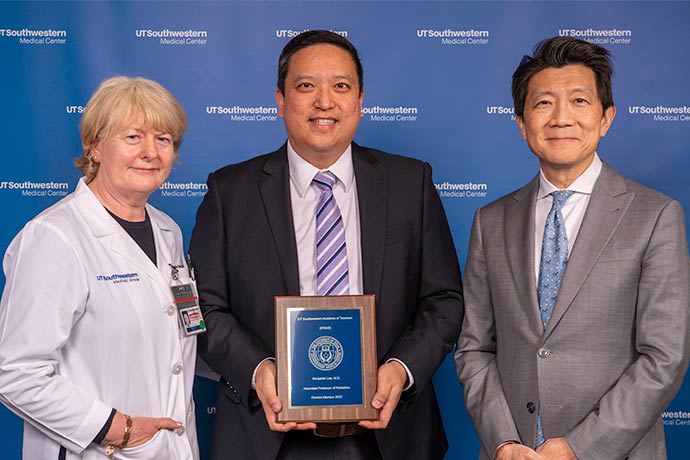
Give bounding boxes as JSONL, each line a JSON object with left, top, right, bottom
{"left": 313, "top": 171, "right": 349, "bottom": 296}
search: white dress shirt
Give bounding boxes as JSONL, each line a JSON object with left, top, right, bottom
{"left": 287, "top": 142, "right": 363, "bottom": 295}
{"left": 533, "top": 154, "right": 603, "bottom": 286}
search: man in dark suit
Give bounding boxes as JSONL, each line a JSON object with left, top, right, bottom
{"left": 190, "top": 30, "right": 463, "bottom": 460}
{"left": 455, "top": 37, "right": 690, "bottom": 460}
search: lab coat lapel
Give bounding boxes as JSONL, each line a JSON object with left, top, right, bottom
{"left": 150, "top": 207, "right": 179, "bottom": 286}
{"left": 73, "top": 178, "right": 168, "bottom": 288}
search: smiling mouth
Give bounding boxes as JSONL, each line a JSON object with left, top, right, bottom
{"left": 132, "top": 167, "right": 159, "bottom": 172}
{"left": 311, "top": 118, "right": 336, "bottom": 125}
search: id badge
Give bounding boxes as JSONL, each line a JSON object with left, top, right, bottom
{"left": 170, "top": 283, "right": 207, "bottom": 336}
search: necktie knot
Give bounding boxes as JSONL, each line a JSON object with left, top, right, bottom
{"left": 313, "top": 171, "right": 337, "bottom": 192}
{"left": 550, "top": 190, "right": 574, "bottom": 211}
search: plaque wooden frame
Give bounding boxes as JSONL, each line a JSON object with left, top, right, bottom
{"left": 275, "top": 295, "right": 379, "bottom": 423}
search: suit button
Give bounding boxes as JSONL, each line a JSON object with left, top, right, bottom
{"left": 225, "top": 380, "right": 239, "bottom": 395}
{"left": 537, "top": 347, "right": 550, "bottom": 358}
{"left": 176, "top": 425, "right": 186, "bottom": 436}
{"left": 527, "top": 402, "right": 535, "bottom": 414}
{"left": 221, "top": 378, "right": 242, "bottom": 403}
{"left": 172, "top": 363, "right": 183, "bottom": 375}
{"left": 166, "top": 304, "right": 176, "bottom": 316}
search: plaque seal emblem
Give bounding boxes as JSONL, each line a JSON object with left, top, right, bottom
{"left": 308, "top": 336, "right": 344, "bottom": 371}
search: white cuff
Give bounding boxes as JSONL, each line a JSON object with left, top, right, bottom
{"left": 250, "top": 357, "right": 275, "bottom": 389}
{"left": 386, "top": 358, "right": 414, "bottom": 391}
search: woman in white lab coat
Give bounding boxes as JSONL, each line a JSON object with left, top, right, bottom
{"left": 0, "top": 76, "right": 200, "bottom": 459}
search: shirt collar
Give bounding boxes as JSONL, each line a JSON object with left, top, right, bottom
{"left": 287, "top": 141, "right": 355, "bottom": 198}
{"left": 537, "top": 153, "right": 602, "bottom": 200}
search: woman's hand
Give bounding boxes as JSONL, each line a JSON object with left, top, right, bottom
{"left": 103, "top": 411, "right": 182, "bottom": 448}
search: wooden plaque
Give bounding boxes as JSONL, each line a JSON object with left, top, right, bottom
{"left": 275, "top": 295, "right": 378, "bottom": 422}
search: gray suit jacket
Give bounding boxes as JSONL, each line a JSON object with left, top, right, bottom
{"left": 455, "top": 162, "right": 690, "bottom": 460}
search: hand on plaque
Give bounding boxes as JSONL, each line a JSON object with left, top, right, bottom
{"left": 255, "top": 359, "right": 316, "bottom": 432}
{"left": 358, "top": 361, "right": 407, "bottom": 430}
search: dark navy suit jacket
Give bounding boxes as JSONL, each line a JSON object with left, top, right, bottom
{"left": 189, "top": 142, "right": 464, "bottom": 460}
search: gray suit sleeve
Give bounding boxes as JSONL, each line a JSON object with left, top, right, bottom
{"left": 455, "top": 208, "right": 522, "bottom": 457}
{"left": 565, "top": 199, "right": 690, "bottom": 458}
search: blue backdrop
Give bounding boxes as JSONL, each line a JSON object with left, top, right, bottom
{"left": 1, "top": 1, "right": 689, "bottom": 458}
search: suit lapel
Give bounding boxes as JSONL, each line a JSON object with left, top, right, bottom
{"left": 258, "top": 146, "right": 300, "bottom": 295}
{"left": 506, "top": 176, "right": 543, "bottom": 333}
{"left": 352, "top": 143, "right": 387, "bottom": 296}
{"left": 544, "top": 163, "right": 632, "bottom": 338}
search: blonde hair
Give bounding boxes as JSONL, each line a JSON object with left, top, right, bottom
{"left": 75, "top": 76, "right": 188, "bottom": 180}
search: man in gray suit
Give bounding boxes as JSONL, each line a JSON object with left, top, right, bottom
{"left": 455, "top": 36, "right": 690, "bottom": 460}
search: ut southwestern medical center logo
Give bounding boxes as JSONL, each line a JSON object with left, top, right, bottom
{"left": 309, "top": 336, "right": 344, "bottom": 371}
{"left": 363, "top": 106, "right": 419, "bottom": 122}
{"left": 0, "top": 180, "right": 69, "bottom": 197}
{"left": 276, "top": 29, "right": 348, "bottom": 39}
{"left": 0, "top": 27, "right": 68, "bottom": 45}
{"left": 135, "top": 28, "right": 208, "bottom": 45}
{"left": 96, "top": 272, "right": 140, "bottom": 284}
{"left": 628, "top": 105, "right": 690, "bottom": 123}
{"left": 663, "top": 409, "right": 690, "bottom": 428}
{"left": 416, "top": 28, "right": 490, "bottom": 46}
{"left": 558, "top": 28, "right": 632, "bottom": 45}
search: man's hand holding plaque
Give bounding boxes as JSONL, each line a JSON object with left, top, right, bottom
{"left": 358, "top": 360, "right": 408, "bottom": 430}
{"left": 255, "top": 360, "right": 317, "bottom": 432}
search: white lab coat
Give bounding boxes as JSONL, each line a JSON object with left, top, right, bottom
{"left": 0, "top": 178, "right": 199, "bottom": 459}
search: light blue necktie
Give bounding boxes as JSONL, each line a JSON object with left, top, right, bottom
{"left": 313, "top": 171, "right": 349, "bottom": 296}
{"left": 535, "top": 190, "right": 574, "bottom": 447}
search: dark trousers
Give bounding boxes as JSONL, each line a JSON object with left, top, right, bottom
{"left": 277, "top": 430, "right": 382, "bottom": 460}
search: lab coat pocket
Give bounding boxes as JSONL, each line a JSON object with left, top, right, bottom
{"left": 117, "top": 429, "right": 166, "bottom": 459}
